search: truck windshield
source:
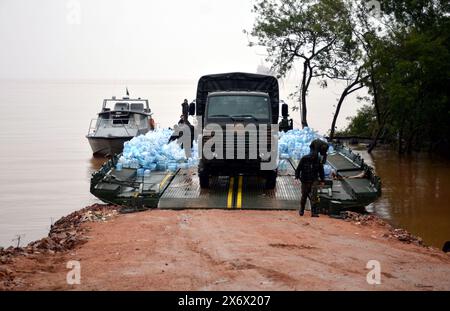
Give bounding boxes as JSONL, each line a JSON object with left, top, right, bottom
{"left": 207, "top": 95, "right": 270, "bottom": 120}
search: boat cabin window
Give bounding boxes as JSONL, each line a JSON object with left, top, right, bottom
{"left": 130, "top": 103, "right": 144, "bottom": 112}
{"left": 114, "top": 102, "right": 129, "bottom": 111}
{"left": 112, "top": 118, "right": 129, "bottom": 125}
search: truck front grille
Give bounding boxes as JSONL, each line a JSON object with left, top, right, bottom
{"left": 202, "top": 126, "right": 275, "bottom": 160}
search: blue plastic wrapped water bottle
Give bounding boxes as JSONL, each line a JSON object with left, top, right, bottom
{"left": 137, "top": 168, "right": 145, "bottom": 177}
{"left": 116, "top": 163, "right": 123, "bottom": 171}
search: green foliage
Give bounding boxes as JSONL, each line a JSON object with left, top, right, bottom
{"left": 337, "top": 105, "right": 377, "bottom": 137}
{"left": 249, "top": 0, "right": 450, "bottom": 153}
{"left": 249, "top": 0, "right": 356, "bottom": 77}
{"left": 247, "top": 0, "right": 358, "bottom": 127}
{"left": 369, "top": 0, "right": 450, "bottom": 153}
{"left": 377, "top": 0, "right": 449, "bottom": 30}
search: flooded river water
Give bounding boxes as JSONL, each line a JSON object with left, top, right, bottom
{"left": 0, "top": 81, "right": 449, "bottom": 249}
{"left": 368, "top": 150, "right": 450, "bottom": 249}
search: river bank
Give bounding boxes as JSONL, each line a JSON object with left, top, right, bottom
{"left": 1, "top": 204, "right": 449, "bottom": 291}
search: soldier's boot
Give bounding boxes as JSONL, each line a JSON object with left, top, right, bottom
{"left": 311, "top": 205, "right": 320, "bottom": 218}
{"left": 299, "top": 207, "right": 305, "bottom": 217}
{"left": 299, "top": 196, "right": 307, "bottom": 217}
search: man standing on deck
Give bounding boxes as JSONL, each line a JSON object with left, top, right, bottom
{"left": 168, "top": 100, "right": 195, "bottom": 153}
{"left": 295, "top": 151, "right": 326, "bottom": 217}
{"left": 310, "top": 139, "right": 329, "bottom": 165}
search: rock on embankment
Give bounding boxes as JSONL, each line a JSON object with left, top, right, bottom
{"left": 341, "top": 212, "right": 425, "bottom": 246}
{"left": 0, "top": 204, "right": 119, "bottom": 289}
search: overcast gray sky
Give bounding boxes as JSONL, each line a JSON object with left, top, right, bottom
{"left": 0, "top": 0, "right": 367, "bottom": 132}
{"left": 0, "top": 0, "right": 263, "bottom": 80}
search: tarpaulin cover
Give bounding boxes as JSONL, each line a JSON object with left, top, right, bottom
{"left": 196, "top": 72, "right": 280, "bottom": 124}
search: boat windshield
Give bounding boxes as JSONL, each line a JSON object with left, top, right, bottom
{"left": 114, "top": 103, "right": 129, "bottom": 111}
{"left": 103, "top": 99, "right": 149, "bottom": 112}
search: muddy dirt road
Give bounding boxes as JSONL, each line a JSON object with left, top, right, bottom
{"left": 2, "top": 209, "right": 449, "bottom": 291}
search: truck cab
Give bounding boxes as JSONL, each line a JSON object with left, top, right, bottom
{"left": 187, "top": 72, "right": 290, "bottom": 189}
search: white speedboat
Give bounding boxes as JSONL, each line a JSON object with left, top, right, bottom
{"left": 87, "top": 96, "right": 154, "bottom": 157}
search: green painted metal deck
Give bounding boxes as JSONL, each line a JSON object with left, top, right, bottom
{"left": 91, "top": 147, "right": 381, "bottom": 212}
{"left": 327, "top": 153, "right": 361, "bottom": 171}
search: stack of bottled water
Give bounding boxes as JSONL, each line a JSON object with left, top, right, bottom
{"left": 278, "top": 127, "right": 335, "bottom": 174}
{"left": 116, "top": 127, "right": 335, "bottom": 175}
{"left": 278, "top": 127, "right": 334, "bottom": 160}
{"left": 117, "top": 128, "right": 199, "bottom": 172}
{"left": 323, "top": 164, "right": 333, "bottom": 178}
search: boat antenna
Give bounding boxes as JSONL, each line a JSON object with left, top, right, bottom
{"left": 126, "top": 87, "right": 130, "bottom": 97}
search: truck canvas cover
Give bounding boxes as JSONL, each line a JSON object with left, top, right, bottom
{"left": 196, "top": 72, "right": 280, "bottom": 124}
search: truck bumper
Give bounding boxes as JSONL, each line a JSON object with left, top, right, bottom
{"left": 199, "top": 159, "right": 275, "bottom": 176}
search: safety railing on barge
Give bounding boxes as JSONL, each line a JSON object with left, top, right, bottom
{"left": 333, "top": 144, "right": 382, "bottom": 196}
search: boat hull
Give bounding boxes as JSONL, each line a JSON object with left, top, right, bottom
{"left": 87, "top": 136, "right": 133, "bottom": 157}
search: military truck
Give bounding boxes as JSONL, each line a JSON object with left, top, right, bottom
{"left": 186, "top": 72, "right": 291, "bottom": 189}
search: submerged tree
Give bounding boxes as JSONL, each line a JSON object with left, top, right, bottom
{"left": 336, "top": 0, "right": 450, "bottom": 154}
{"left": 369, "top": 0, "right": 450, "bottom": 154}
{"left": 247, "top": 0, "right": 356, "bottom": 128}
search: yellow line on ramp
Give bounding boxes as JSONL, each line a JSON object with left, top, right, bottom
{"left": 159, "top": 173, "right": 173, "bottom": 190}
{"left": 236, "top": 176, "right": 243, "bottom": 209}
{"left": 227, "top": 177, "right": 235, "bottom": 209}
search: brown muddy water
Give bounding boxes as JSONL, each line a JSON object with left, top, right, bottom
{"left": 367, "top": 150, "right": 450, "bottom": 249}
{"left": 0, "top": 81, "right": 449, "bottom": 249}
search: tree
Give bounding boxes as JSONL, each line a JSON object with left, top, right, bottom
{"left": 247, "top": 0, "right": 355, "bottom": 128}
{"left": 377, "top": 0, "right": 449, "bottom": 30}
{"left": 337, "top": 104, "right": 377, "bottom": 137}
{"left": 327, "top": 1, "right": 382, "bottom": 140}
{"left": 350, "top": 1, "right": 389, "bottom": 151}
{"left": 331, "top": 0, "right": 450, "bottom": 154}
{"left": 370, "top": 0, "right": 450, "bottom": 154}
{"left": 248, "top": 0, "right": 450, "bottom": 155}
{"left": 329, "top": 67, "right": 369, "bottom": 140}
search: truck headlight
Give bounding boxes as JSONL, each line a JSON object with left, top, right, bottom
{"left": 259, "top": 152, "right": 271, "bottom": 161}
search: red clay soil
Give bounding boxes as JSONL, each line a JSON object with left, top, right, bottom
{"left": 1, "top": 209, "right": 450, "bottom": 291}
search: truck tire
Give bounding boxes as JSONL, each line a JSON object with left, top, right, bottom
{"left": 199, "top": 173, "right": 209, "bottom": 189}
{"left": 265, "top": 173, "right": 277, "bottom": 190}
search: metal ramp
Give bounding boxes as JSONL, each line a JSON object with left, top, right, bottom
{"left": 158, "top": 168, "right": 301, "bottom": 210}
{"left": 239, "top": 175, "right": 300, "bottom": 210}
{"left": 158, "top": 171, "right": 232, "bottom": 209}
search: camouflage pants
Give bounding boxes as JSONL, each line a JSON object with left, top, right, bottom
{"left": 300, "top": 181, "right": 319, "bottom": 213}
